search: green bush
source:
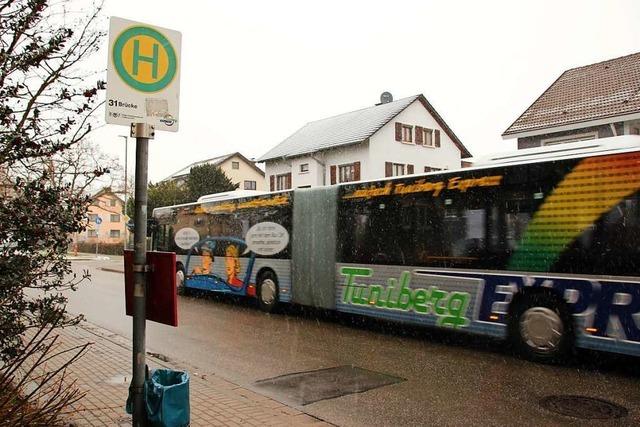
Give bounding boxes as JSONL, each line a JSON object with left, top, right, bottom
{"left": 74, "top": 242, "right": 124, "bottom": 256}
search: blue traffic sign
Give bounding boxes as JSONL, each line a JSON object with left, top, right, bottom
{"left": 95, "top": 216, "right": 102, "bottom": 225}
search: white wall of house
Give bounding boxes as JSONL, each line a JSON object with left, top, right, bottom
{"left": 218, "top": 154, "right": 266, "bottom": 191}
{"left": 289, "top": 156, "right": 324, "bottom": 187}
{"left": 265, "top": 159, "right": 290, "bottom": 178}
{"left": 265, "top": 143, "right": 371, "bottom": 188}
{"left": 369, "top": 99, "right": 461, "bottom": 176}
{"left": 265, "top": 159, "right": 292, "bottom": 189}
{"left": 265, "top": 156, "right": 324, "bottom": 188}
{"left": 320, "top": 142, "right": 369, "bottom": 184}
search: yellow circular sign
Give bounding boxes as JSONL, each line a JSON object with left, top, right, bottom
{"left": 113, "top": 26, "right": 177, "bottom": 92}
{"left": 120, "top": 35, "right": 170, "bottom": 85}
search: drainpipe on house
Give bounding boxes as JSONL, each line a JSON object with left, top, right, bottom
{"left": 310, "top": 154, "right": 326, "bottom": 186}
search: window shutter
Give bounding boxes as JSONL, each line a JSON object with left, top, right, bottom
{"left": 330, "top": 165, "right": 336, "bottom": 185}
{"left": 354, "top": 161, "right": 361, "bottom": 181}
{"left": 285, "top": 172, "right": 292, "bottom": 189}
{"left": 407, "top": 164, "right": 414, "bottom": 174}
{"left": 270, "top": 175, "right": 275, "bottom": 191}
{"left": 415, "top": 126, "right": 423, "bottom": 144}
{"left": 435, "top": 129, "right": 441, "bottom": 147}
{"left": 395, "top": 123, "right": 402, "bottom": 141}
{"left": 385, "top": 162, "right": 392, "bottom": 177}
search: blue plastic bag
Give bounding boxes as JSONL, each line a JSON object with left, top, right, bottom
{"left": 127, "top": 368, "right": 190, "bottom": 427}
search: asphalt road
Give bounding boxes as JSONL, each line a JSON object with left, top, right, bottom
{"left": 64, "top": 257, "right": 640, "bottom": 426}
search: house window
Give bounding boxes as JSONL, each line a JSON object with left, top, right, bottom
{"left": 110, "top": 214, "right": 120, "bottom": 222}
{"left": 88, "top": 230, "right": 98, "bottom": 238}
{"left": 232, "top": 161, "right": 240, "bottom": 169}
{"left": 402, "top": 125, "right": 413, "bottom": 143}
{"left": 392, "top": 163, "right": 405, "bottom": 176}
{"left": 276, "top": 174, "right": 289, "bottom": 190}
{"left": 110, "top": 230, "right": 121, "bottom": 238}
{"left": 244, "top": 180, "right": 256, "bottom": 190}
{"left": 338, "top": 164, "right": 356, "bottom": 183}
{"left": 88, "top": 214, "right": 98, "bottom": 222}
{"left": 541, "top": 132, "right": 597, "bottom": 146}
{"left": 109, "top": 198, "right": 117, "bottom": 207}
{"left": 424, "top": 166, "right": 442, "bottom": 173}
{"left": 422, "top": 128, "right": 434, "bottom": 147}
{"left": 300, "top": 163, "right": 309, "bottom": 173}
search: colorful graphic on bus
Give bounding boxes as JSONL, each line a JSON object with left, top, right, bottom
{"left": 508, "top": 152, "right": 640, "bottom": 272}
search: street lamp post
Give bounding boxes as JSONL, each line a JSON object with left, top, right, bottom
{"left": 119, "top": 135, "right": 128, "bottom": 250}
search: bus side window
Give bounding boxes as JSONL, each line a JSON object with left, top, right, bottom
{"left": 440, "top": 197, "right": 488, "bottom": 266}
{"left": 579, "top": 195, "right": 640, "bottom": 275}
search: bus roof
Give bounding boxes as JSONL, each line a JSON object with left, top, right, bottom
{"left": 197, "top": 190, "right": 267, "bottom": 203}
{"left": 152, "top": 189, "right": 289, "bottom": 215}
{"left": 470, "top": 135, "right": 640, "bottom": 167}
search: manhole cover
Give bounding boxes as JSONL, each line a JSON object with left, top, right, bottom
{"left": 540, "top": 395, "right": 628, "bottom": 419}
{"left": 254, "top": 366, "right": 404, "bottom": 405}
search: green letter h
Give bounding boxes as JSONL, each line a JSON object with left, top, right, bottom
{"left": 132, "top": 39, "right": 159, "bottom": 79}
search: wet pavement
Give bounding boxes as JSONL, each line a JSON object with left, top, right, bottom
{"left": 64, "top": 257, "right": 640, "bottom": 426}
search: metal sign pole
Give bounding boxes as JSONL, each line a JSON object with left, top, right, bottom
{"left": 131, "top": 122, "right": 154, "bottom": 426}
{"left": 95, "top": 217, "right": 101, "bottom": 257}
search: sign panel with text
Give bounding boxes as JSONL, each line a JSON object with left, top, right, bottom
{"left": 106, "top": 17, "right": 181, "bottom": 132}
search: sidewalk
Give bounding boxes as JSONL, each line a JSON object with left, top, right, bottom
{"left": 57, "top": 321, "right": 331, "bottom": 426}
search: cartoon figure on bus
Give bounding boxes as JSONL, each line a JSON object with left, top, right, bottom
{"left": 185, "top": 237, "right": 255, "bottom": 296}
{"left": 225, "top": 244, "right": 243, "bottom": 288}
{"left": 192, "top": 244, "right": 214, "bottom": 275}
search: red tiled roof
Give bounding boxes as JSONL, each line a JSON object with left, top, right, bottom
{"left": 503, "top": 52, "right": 640, "bottom": 136}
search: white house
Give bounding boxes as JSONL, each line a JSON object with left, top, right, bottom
{"left": 258, "top": 93, "right": 471, "bottom": 190}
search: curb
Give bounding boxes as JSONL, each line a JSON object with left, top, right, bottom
{"left": 99, "top": 267, "right": 124, "bottom": 274}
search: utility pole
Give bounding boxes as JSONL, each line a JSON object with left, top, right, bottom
{"left": 119, "top": 135, "right": 129, "bottom": 250}
{"left": 131, "top": 123, "right": 153, "bottom": 425}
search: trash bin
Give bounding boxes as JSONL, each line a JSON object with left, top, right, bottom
{"left": 127, "top": 368, "right": 190, "bottom": 427}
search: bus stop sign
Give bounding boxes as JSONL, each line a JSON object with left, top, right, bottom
{"left": 106, "top": 17, "right": 181, "bottom": 132}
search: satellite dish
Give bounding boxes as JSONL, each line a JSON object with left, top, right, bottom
{"left": 380, "top": 92, "right": 393, "bottom": 104}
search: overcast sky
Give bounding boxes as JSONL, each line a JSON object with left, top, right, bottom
{"left": 92, "top": 0, "right": 640, "bottom": 183}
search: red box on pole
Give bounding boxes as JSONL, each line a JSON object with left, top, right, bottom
{"left": 124, "top": 250, "right": 178, "bottom": 327}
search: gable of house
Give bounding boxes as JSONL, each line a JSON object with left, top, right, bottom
{"left": 162, "top": 152, "right": 265, "bottom": 190}
{"left": 503, "top": 52, "right": 640, "bottom": 139}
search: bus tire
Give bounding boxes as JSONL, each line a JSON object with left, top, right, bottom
{"left": 508, "top": 291, "right": 574, "bottom": 363}
{"left": 257, "top": 271, "right": 279, "bottom": 313}
{"left": 176, "top": 263, "right": 188, "bottom": 296}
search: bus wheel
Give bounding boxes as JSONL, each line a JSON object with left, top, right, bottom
{"left": 257, "top": 271, "right": 279, "bottom": 313}
{"left": 508, "top": 292, "right": 573, "bottom": 363}
{"left": 176, "top": 264, "right": 188, "bottom": 296}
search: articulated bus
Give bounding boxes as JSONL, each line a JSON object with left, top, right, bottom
{"left": 152, "top": 136, "right": 640, "bottom": 362}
